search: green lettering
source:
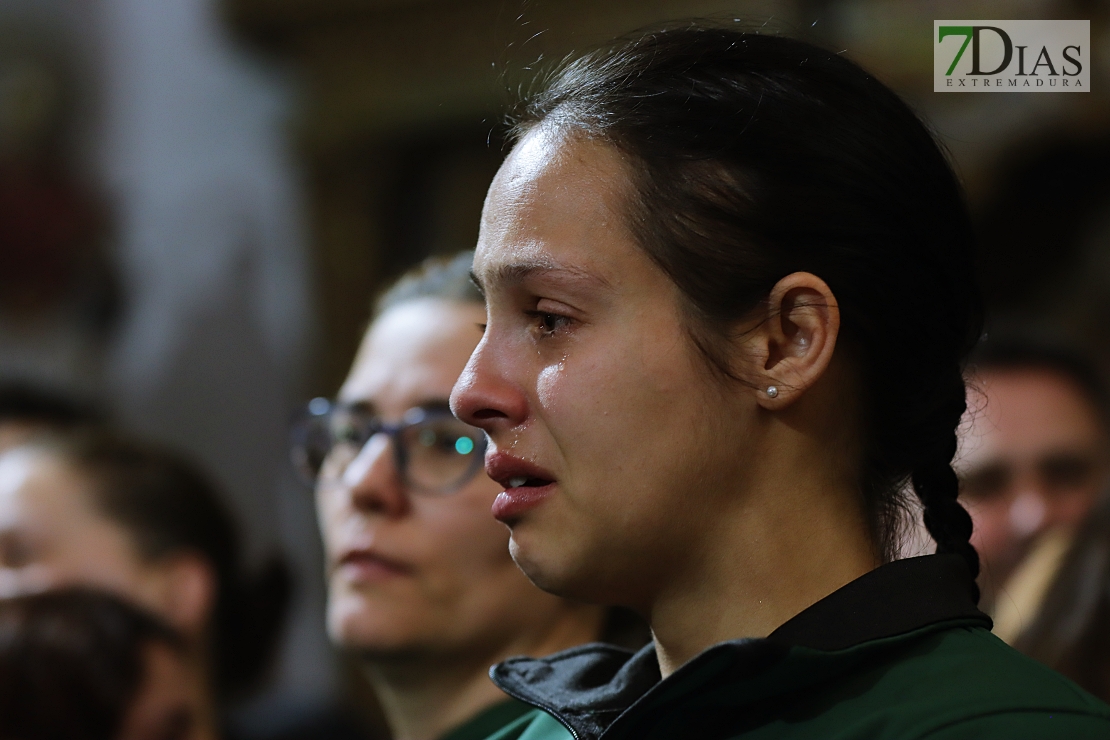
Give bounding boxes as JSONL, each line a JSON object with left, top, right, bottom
{"left": 939, "top": 26, "right": 974, "bottom": 76}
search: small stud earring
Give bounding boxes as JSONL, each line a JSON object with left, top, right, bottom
{"left": 766, "top": 386, "right": 779, "bottom": 398}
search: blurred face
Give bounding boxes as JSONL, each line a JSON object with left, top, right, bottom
{"left": 0, "top": 449, "right": 161, "bottom": 604}
{"left": 450, "top": 129, "right": 753, "bottom": 609}
{"left": 0, "top": 420, "right": 43, "bottom": 453}
{"left": 958, "top": 368, "right": 1108, "bottom": 588}
{"left": 317, "top": 298, "right": 582, "bottom": 656}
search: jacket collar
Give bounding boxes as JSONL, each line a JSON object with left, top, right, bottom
{"left": 766, "top": 552, "right": 987, "bottom": 649}
{"left": 492, "top": 554, "right": 990, "bottom": 740}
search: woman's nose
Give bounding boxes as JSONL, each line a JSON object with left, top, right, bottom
{"left": 1008, "top": 489, "right": 1047, "bottom": 539}
{"left": 341, "top": 434, "right": 409, "bottom": 516}
{"left": 450, "top": 341, "right": 528, "bottom": 434}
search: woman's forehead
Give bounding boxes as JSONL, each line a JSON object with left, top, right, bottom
{"left": 0, "top": 448, "right": 63, "bottom": 497}
{"left": 476, "top": 134, "right": 640, "bottom": 295}
{"left": 486, "top": 128, "right": 628, "bottom": 218}
{"left": 340, "top": 299, "right": 483, "bottom": 409}
{"left": 0, "top": 449, "right": 90, "bottom": 520}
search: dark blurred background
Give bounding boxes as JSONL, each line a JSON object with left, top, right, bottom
{"left": 1, "top": 0, "right": 1107, "bottom": 729}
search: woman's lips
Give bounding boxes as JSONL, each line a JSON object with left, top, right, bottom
{"left": 492, "top": 483, "right": 556, "bottom": 521}
{"left": 486, "top": 452, "right": 557, "bottom": 522}
{"left": 336, "top": 551, "right": 410, "bottom": 583}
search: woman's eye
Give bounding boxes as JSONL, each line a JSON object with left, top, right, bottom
{"left": 335, "top": 425, "right": 359, "bottom": 443}
{"left": 0, "top": 533, "right": 35, "bottom": 568}
{"left": 530, "top": 311, "right": 571, "bottom": 337}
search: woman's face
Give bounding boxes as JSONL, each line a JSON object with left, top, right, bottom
{"left": 317, "top": 298, "right": 584, "bottom": 655}
{"left": 0, "top": 449, "right": 162, "bottom": 607}
{"left": 451, "top": 129, "right": 757, "bottom": 609}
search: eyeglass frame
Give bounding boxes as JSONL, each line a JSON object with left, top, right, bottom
{"left": 290, "top": 398, "right": 489, "bottom": 495}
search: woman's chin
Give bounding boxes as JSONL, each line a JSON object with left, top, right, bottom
{"left": 508, "top": 534, "right": 587, "bottom": 600}
{"left": 327, "top": 595, "right": 420, "bottom": 651}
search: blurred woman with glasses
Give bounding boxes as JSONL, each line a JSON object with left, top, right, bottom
{"left": 295, "top": 252, "right": 638, "bottom": 740}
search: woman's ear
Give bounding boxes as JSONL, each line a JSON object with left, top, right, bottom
{"left": 153, "top": 554, "right": 216, "bottom": 638}
{"left": 742, "top": 272, "right": 839, "bottom": 408}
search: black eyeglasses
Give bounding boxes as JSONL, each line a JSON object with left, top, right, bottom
{"left": 290, "top": 398, "right": 488, "bottom": 494}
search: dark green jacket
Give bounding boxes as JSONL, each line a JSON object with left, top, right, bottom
{"left": 484, "top": 555, "right": 1110, "bottom": 739}
{"left": 440, "top": 700, "right": 534, "bottom": 740}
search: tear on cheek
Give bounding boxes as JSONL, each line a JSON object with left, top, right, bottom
{"left": 537, "top": 362, "right": 565, "bottom": 409}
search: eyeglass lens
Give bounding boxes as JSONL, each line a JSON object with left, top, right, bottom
{"left": 399, "top": 418, "right": 480, "bottom": 490}
{"left": 293, "top": 403, "right": 484, "bottom": 493}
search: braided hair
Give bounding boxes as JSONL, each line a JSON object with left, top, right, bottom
{"left": 512, "top": 26, "right": 982, "bottom": 588}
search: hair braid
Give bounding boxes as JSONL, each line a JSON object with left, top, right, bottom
{"left": 911, "top": 373, "right": 980, "bottom": 600}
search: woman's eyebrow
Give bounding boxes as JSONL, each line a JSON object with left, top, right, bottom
{"left": 476, "top": 258, "right": 613, "bottom": 293}
{"left": 338, "top": 399, "right": 377, "bottom": 415}
{"left": 417, "top": 400, "right": 453, "bottom": 415}
{"left": 331, "top": 400, "right": 452, "bottom": 417}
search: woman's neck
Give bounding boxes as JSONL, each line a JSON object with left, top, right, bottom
{"left": 367, "top": 656, "right": 509, "bottom": 740}
{"left": 649, "top": 419, "right": 879, "bottom": 677}
{"left": 184, "top": 645, "right": 222, "bottom": 740}
{"left": 366, "top": 604, "right": 605, "bottom": 740}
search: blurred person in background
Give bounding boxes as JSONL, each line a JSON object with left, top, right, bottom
{"left": 0, "top": 431, "right": 290, "bottom": 740}
{"left": 0, "top": 379, "right": 105, "bottom": 451}
{"left": 956, "top": 335, "right": 1110, "bottom": 612}
{"left": 954, "top": 339, "right": 1110, "bottom": 703}
{"left": 1011, "top": 495, "right": 1110, "bottom": 702}
{"left": 0, "top": 587, "right": 192, "bottom": 740}
{"left": 299, "top": 252, "right": 642, "bottom": 740}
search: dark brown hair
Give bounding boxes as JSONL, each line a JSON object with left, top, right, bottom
{"left": 0, "top": 588, "right": 183, "bottom": 740}
{"left": 969, "top": 331, "right": 1110, "bottom": 428}
{"left": 24, "top": 431, "right": 290, "bottom": 701}
{"left": 0, "top": 381, "right": 105, "bottom": 429}
{"left": 374, "top": 250, "right": 481, "bottom": 318}
{"left": 511, "top": 27, "right": 983, "bottom": 579}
